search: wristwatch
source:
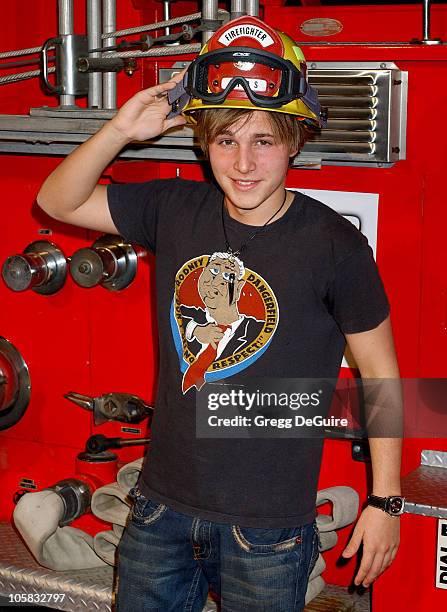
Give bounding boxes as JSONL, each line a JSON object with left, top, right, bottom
{"left": 367, "top": 494, "right": 406, "bottom": 516}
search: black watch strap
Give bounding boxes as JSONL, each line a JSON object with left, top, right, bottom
{"left": 367, "top": 494, "right": 406, "bottom": 516}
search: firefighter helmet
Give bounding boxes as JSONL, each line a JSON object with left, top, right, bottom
{"left": 181, "top": 16, "right": 322, "bottom": 127}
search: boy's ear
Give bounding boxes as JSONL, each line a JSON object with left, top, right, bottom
{"left": 289, "top": 148, "right": 298, "bottom": 167}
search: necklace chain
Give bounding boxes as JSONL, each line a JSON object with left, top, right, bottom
{"left": 221, "top": 190, "right": 288, "bottom": 258}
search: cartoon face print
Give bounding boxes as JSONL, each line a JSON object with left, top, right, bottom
{"left": 170, "top": 253, "right": 279, "bottom": 393}
{"left": 198, "top": 256, "right": 244, "bottom": 313}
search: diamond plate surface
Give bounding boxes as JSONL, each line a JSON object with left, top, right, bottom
{"left": 421, "top": 449, "right": 447, "bottom": 469}
{"left": 304, "top": 584, "right": 370, "bottom": 612}
{"left": 402, "top": 463, "right": 447, "bottom": 518}
{"left": 0, "top": 523, "right": 218, "bottom": 611}
{"left": 0, "top": 523, "right": 114, "bottom": 611}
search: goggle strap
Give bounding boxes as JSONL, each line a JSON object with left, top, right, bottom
{"left": 301, "top": 85, "right": 325, "bottom": 126}
{"left": 166, "top": 73, "right": 191, "bottom": 118}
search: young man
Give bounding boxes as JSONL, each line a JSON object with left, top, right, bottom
{"left": 37, "top": 17, "right": 402, "bottom": 612}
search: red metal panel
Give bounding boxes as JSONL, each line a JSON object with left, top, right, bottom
{"left": 372, "top": 514, "right": 444, "bottom": 612}
{"left": 0, "top": 156, "right": 91, "bottom": 450}
{"left": 265, "top": 4, "right": 447, "bottom": 44}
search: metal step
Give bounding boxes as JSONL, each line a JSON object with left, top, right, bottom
{"left": 305, "top": 584, "right": 370, "bottom": 612}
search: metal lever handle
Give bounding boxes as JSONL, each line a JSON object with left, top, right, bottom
{"left": 86, "top": 434, "right": 150, "bottom": 454}
{"left": 41, "top": 37, "right": 62, "bottom": 93}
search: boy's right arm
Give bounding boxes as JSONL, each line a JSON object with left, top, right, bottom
{"left": 36, "top": 76, "right": 187, "bottom": 233}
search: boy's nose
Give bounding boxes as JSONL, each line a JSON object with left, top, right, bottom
{"left": 233, "top": 145, "right": 256, "bottom": 174}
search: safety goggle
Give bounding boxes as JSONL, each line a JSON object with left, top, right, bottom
{"left": 167, "top": 47, "right": 323, "bottom": 124}
{"left": 186, "top": 47, "right": 308, "bottom": 109}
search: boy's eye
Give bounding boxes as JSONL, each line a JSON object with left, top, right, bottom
{"left": 218, "top": 139, "right": 234, "bottom": 146}
{"left": 222, "top": 272, "right": 232, "bottom": 281}
{"left": 256, "top": 139, "right": 273, "bottom": 146}
{"left": 209, "top": 267, "right": 219, "bottom": 276}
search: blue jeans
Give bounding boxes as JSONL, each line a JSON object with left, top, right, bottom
{"left": 116, "top": 487, "right": 320, "bottom": 612}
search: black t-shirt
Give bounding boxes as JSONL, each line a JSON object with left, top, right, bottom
{"left": 107, "top": 178, "right": 390, "bottom": 527}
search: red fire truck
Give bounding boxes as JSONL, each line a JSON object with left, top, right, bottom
{"left": 0, "top": 1, "right": 446, "bottom": 611}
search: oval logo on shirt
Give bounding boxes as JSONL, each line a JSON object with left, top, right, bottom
{"left": 170, "top": 253, "right": 279, "bottom": 394}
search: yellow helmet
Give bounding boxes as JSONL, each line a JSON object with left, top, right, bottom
{"left": 180, "top": 16, "right": 323, "bottom": 127}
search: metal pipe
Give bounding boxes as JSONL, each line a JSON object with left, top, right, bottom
{"left": 103, "top": 0, "right": 117, "bottom": 109}
{"left": 231, "top": 0, "right": 246, "bottom": 20}
{"left": 423, "top": 0, "right": 430, "bottom": 41}
{"left": 246, "top": 0, "right": 259, "bottom": 17}
{"left": 162, "top": 1, "right": 181, "bottom": 46}
{"left": 419, "top": 0, "right": 442, "bottom": 44}
{"left": 202, "top": 0, "right": 219, "bottom": 44}
{"left": 87, "top": 0, "right": 102, "bottom": 109}
{"left": 163, "top": 1, "right": 171, "bottom": 36}
{"left": 58, "top": 0, "right": 75, "bottom": 106}
{"left": 58, "top": 0, "right": 74, "bottom": 38}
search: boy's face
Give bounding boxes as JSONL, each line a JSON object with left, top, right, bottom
{"left": 208, "top": 111, "right": 296, "bottom": 218}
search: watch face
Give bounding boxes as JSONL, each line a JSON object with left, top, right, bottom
{"left": 388, "top": 496, "right": 404, "bottom": 514}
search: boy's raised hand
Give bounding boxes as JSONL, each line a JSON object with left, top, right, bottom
{"left": 109, "top": 69, "right": 187, "bottom": 143}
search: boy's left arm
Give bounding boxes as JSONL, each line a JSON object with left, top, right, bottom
{"left": 342, "top": 315, "right": 402, "bottom": 587}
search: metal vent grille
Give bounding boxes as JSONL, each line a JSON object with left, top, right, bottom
{"left": 296, "top": 62, "right": 408, "bottom": 167}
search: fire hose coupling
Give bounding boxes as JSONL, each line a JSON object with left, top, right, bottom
{"left": 69, "top": 234, "right": 137, "bottom": 291}
{"left": 47, "top": 478, "right": 92, "bottom": 527}
{"left": 0, "top": 337, "right": 30, "bottom": 431}
{"left": 64, "top": 391, "right": 154, "bottom": 426}
{"left": 2, "top": 241, "right": 67, "bottom": 294}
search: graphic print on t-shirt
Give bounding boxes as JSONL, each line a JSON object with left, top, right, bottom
{"left": 170, "top": 252, "right": 279, "bottom": 393}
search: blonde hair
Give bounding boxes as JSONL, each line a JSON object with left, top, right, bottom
{"left": 194, "top": 108, "right": 309, "bottom": 158}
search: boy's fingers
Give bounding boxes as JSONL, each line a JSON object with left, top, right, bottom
{"left": 138, "top": 80, "right": 178, "bottom": 101}
{"left": 163, "top": 115, "right": 187, "bottom": 132}
{"left": 169, "top": 66, "right": 188, "bottom": 84}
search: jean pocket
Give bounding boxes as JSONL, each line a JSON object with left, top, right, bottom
{"left": 129, "top": 487, "right": 167, "bottom": 526}
{"left": 231, "top": 525, "right": 303, "bottom": 555}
